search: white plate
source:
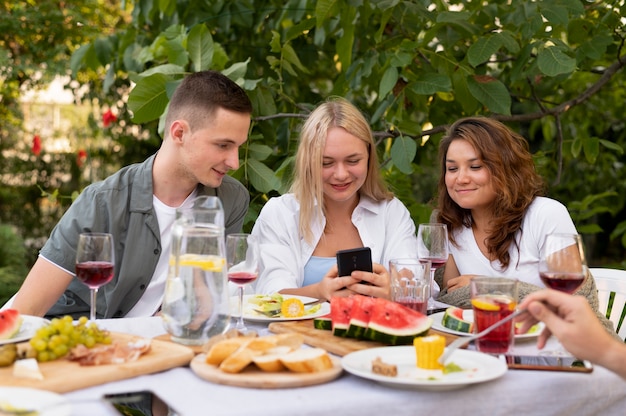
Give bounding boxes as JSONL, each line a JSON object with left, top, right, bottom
{"left": 0, "top": 315, "right": 50, "bottom": 345}
{"left": 0, "top": 387, "right": 71, "bottom": 416}
{"left": 342, "top": 346, "right": 507, "bottom": 391}
{"left": 230, "top": 294, "right": 330, "bottom": 322}
{"left": 430, "top": 310, "right": 544, "bottom": 339}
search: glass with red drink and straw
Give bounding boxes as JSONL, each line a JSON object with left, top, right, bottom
{"left": 470, "top": 277, "right": 518, "bottom": 354}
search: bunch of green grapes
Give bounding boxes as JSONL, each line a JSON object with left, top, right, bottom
{"left": 29, "top": 316, "right": 112, "bottom": 362}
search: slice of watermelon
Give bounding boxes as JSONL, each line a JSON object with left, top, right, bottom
{"left": 346, "top": 295, "right": 376, "bottom": 339}
{"left": 441, "top": 306, "right": 474, "bottom": 333}
{"left": 330, "top": 297, "right": 354, "bottom": 337}
{"left": 364, "top": 298, "right": 432, "bottom": 345}
{"left": 0, "top": 308, "right": 23, "bottom": 340}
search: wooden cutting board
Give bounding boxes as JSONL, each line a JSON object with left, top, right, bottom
{"left": 190, "top": 353, "right": 343, "bottom": 389}
{"left": 0, "top": 332, "right": 194, "bottom": 393}
{"left": 268, "top": 320, "right": 461, "bottom": 357}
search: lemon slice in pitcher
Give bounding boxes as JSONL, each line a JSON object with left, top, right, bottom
{"left": 177, "top": 254, "right": 226, "bottom": 272}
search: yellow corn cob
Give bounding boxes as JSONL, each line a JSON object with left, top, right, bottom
{"left": 414, "top": 334, "right": 445, "bottom": 370}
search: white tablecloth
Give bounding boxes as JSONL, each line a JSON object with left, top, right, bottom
{"left": 61, "top": 316, "right": 626, "bottom": 416}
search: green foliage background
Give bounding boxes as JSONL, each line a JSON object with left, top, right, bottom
{"left": 1, "top": 0, "right": 626, "bottom": 304}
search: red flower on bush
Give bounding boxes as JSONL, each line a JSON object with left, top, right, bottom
{"left": 77, "top": 149, "right": 88, "bottom": 167}
{"left": 102, "top": 109, "right": 117, "bottom": 127}
{"left": 32, "top": 135, "right": 42, "bottom": 156}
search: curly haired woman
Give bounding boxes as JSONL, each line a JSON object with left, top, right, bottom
{"left": 434, "top": 117, "right": 615, "bottom": 334}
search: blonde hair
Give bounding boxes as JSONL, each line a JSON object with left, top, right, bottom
{"left": 290, "top": 97, "right": 392, "bottom": 243}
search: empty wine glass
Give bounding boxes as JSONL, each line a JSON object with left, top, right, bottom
{"left": 226, "top": 233, "right": 260, "bottom": 332}
{"left": 417, "top": 223, "right": 449, "bottom": 310}
{"left": 75, "top": 233, "right": 115, "bottom": 320}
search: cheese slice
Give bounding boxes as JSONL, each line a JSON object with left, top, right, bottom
{"left": 13, "top": 358, "right": 44, "bottom": 380}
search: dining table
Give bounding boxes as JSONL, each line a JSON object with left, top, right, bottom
{"left": 52, "top": 312, "right": 626, "bottom": 416}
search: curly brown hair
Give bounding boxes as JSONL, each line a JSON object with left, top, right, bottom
{"left": 436, "top": 117, "right": 545, "bottom": 269}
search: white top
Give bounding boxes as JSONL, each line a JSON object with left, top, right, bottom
{"left": 449, "top": 196, "right": 577, "bottom": 287}
{"left": 65, "top": 316, "right": 626, "bottom": 416}
{"left": 125, "top": 191, "right": 197, "bottom": 317}
{"left": 251, "top": 193, "right": 418, "bottom": 294}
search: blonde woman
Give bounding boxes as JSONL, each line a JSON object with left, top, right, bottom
{"left": 252, "top": 97, "right": 418, "bottom": 301}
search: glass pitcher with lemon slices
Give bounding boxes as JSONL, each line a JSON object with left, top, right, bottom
{"left": 161, "top": 196, "right": 230, "bottom": 345}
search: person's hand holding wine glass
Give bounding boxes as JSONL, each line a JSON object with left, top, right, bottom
{"left": 226, "top": 233, "right": 260, "bottom": 332}
{"left": 417, "top": 223, "right": 449, "bottom": 310}
{"left": 75, "top": 233, "right": 115, "bottom": 320}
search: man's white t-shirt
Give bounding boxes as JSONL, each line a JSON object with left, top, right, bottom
{"left": 125, "top": 191, "right": 197, "bottom": 317}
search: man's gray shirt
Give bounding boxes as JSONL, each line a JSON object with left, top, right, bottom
{"left": 41, "top": 154, "right": 249, "bottom": 318}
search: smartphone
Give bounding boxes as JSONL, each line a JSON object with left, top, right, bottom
{"left": 336, "top": 247, "right": 373, "bottom": 277}
{"left": 103, "top": 390, "right": 181, "bottom": 416}
{"left": 502, "top": 355, "right": 593, "bottom": 373}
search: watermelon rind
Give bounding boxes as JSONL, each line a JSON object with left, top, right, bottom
{"left": 346, "top": 295, "right": 376, "bottom": 339}
{"left": 0, "top": 309, "right": 23, "bottom": 340}
{"left": 441, "top": 307, "right": 473, "bottom": 333}
{"left": 313, "top": 315, "right": 332, "bottom": 331}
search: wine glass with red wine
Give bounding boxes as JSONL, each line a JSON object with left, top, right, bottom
{"left": 538, "top": 233, "right": 587, "bottom": 357}
{"left": 539, "top": 233, "right": 587, "bottom": 294}
{"left": 226, "top": 233, "right": 259, "bottom": 332}
{"left": 75, "top": 233, "right": 115, "bottom": 320}
{"left": 417, "top": 223, "right": 449, "bottom": 310}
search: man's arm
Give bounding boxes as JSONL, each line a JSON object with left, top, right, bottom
{"left": 11, "top": 257, "right": 74, "bottom": 317}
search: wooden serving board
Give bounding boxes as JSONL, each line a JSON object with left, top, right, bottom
{"left": 0, "top": 332, "right": 194, "bottom": 393}
{"left": 190, "top": 353, "right": 343, "bottom": 389}
{"left": 268, "top": 320, "right": 461, "bottom": 357}
{"left": 153, "top": 333, "right": 205, "bottom": 355}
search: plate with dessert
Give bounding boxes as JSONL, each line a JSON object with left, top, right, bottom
{"left": 430, "top": 307, "right": 544, "bottom": 339}
{"left": 341, "top": 336, "right": 507, "bottom": 391}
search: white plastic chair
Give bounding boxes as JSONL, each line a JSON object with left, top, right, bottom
{"left": 0, "top": 294, "right": 16, "bottom": 311}
{"left": 590, "top": 267, "right": 626, "bottom": 341}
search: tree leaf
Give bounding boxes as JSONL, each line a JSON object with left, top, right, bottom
{"left": 247, "top": 143, "right": 273, "bottom": 161}
{"left": 127, "top": 73, "right": 170, "bottom": 123}
{"left": 497, "top": 31, "right": 520, "bottom": 54}
{"left": 467, "top": 35, "right": 503, "bottom": 67}
{"left": 583, "top": 135, "right": 600, "bottom": 164}
{"left": 281, "top": 43, "right": 308, "bottom": 74}
{"left": 390, "top": 136, "right": 416, "bottom": 174}
{"left": 336, "top": 6, "right": 356, "bottom": 69}
{"left": 94, "top": 37, "right": 113, "bottom": 66}
{"left": 187, "top": 24, "right": 214, "bottom": 72}
{"left": 410, "top": 73, "right": 452, "bottom": 95}
{"left": 537, "top": 46, "right": 576, "bottom": 76}
{"left": 223, "top": 58, "right": 250, "bottom": 82}
{"left": 379, "top": 66, "right": 398, "bottom": 99}
{"left": 315, "top": 0, "right": 339, "bottom": 28}
{"left": 246, "top": 158, "right": 281, "bottom": 193}
{"left": 138, "top": 64, "right": 186, "bottom": 78}
{"left": 467, "top": 76, "right": 511, "bottom": 115}
{"left": 599, "top": 139, "right": 624, "bottom": 155}
{"left": 539, "top": 4, "right": 569, "bottom": 27}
